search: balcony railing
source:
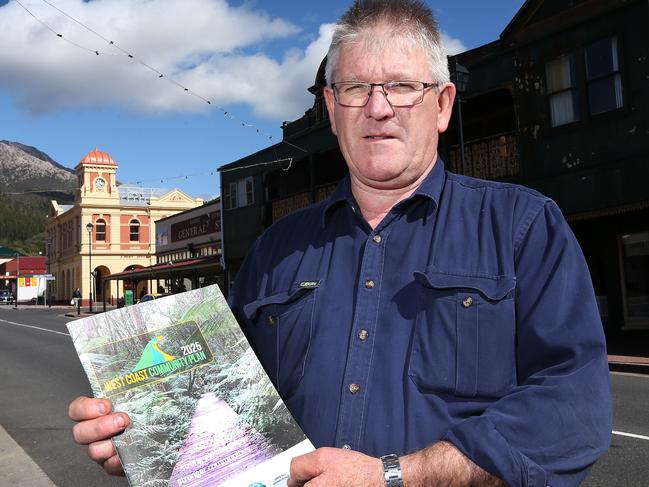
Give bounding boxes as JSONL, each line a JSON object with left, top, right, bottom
{"left": 271, "top": 184, "right": 337, "bottom": 223}
{"left": 447, "top": 132, "right": 519, "bottom": 180}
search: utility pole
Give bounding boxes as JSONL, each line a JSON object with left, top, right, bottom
{"left": 86, "top": 222, "right": 94, "bottom": 313}
{"left": 13, "top": 253, "right": 19, "bottom": 309}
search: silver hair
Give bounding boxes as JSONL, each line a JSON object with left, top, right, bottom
{"left": 325, "top": 0, "right": 450, "bottom": 86}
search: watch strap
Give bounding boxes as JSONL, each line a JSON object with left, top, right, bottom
{"left": 380, "top": 453, "right": 404, "bottom": 487}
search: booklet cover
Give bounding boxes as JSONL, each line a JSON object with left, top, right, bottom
{"left": 67, "top": 284, "right": 314, "bottom": 487}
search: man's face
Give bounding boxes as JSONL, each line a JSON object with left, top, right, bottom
{"left": 324, "top": 33, "right": 455, "bottom": 192}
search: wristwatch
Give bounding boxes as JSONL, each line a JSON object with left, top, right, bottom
{"left": 380, "top": 453, "right": 404, "bottom": 487}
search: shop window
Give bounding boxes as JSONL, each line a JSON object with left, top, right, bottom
{"left": 546, "top": 55, "right": 579, "bottom": 127}
{"left": 130, "top": 220, "right": 140, "bottom": 242}
{"left": 585, "top": 37, "right": 623, "bottom": 115}
{"left": 223, "top": 176, "right": 254, "bottom": 209}
{"left": 96, "top": 219, "right": 107, "bottom": 242}
{"left": 620, "top": 232, "right": 649, "bottom": 327}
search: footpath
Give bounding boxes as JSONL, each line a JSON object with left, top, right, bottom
{"left": 0, "top": 426, "right": 55, "bottom": 487}
{"left": 606, "top": 329, "right": 649, "bottom": 374}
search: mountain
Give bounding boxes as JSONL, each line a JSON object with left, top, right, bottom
{"left": 0, "top": 140, "right": 76, "bottom": 193}
{"left": 0, "top": 140, "right": 76, "bottom": 254}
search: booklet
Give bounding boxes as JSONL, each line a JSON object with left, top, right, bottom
{"left": 67, "top": 284, "right": 314, "bottom": 487}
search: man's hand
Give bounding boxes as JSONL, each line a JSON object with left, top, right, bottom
{"left": 68, "top": 396, "right": 130, "bottom": 475}
{"left": 288, "top": 447, "right": 384, "bottom": 487}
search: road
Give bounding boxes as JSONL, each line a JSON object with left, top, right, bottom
{"left": 0, "top": 305, "right": 128, "bottom": 487}
{"left": 1, "top": 305, "right": 648, "bottom": 486}
{"left": 583, "top": 371, "right": 649, "bottom": 486}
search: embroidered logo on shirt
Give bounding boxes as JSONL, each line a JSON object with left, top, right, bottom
{"left": 298, "top": 280, "right": 321, "bottom": 289}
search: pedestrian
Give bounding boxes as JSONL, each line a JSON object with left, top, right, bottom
{"left": 68, "top": 1, "right": 612, "bottom": 485}
{"left": 72, "top": 288, "right": 81, "bottom": 308}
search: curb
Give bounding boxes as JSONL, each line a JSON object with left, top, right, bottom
{"left": 609, "top": 363, "right": 649, "bottom": 375}
{"left": 0, "top": 426, "right": 56, "bottom": 487}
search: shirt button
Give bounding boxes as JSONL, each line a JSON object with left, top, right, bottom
{"left": 358, "top": 329, "right": 369, "bottom": 341}
{"left": 365, "top": 279, "right": 375, "bottom": 289}
{"left": 267, "top": 315, "right": 276, "bottom": 325}
{"left": 349, "top": 383, "right": 360, "bottom": 394}
{"left": 463, "top": 296, "right": 473, "bottom": 308}
{"left": 372, "top": 235, "right": 382, "bottom": 244}
{"left": 342, "top": 444, "right": 352, "bottom": 450}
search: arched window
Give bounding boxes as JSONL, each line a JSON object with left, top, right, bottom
{"left": 95, "top": 219, "right": 107, "bottom": 242}
{"left": 130, "top": 219, "right": 140, "bottom": 242}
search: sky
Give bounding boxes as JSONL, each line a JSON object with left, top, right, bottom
{"left": 0, "top": 0, "right": 525, "bottom": 200}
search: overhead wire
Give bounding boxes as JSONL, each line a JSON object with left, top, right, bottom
{"left": 13, "top": 0, "right": 308, "bottom": 154}
{"left": 2, "top": 156, "right": 295, "bottom": 195}
{"left": 2, "top": 188, "right": 79, "bottom": 195}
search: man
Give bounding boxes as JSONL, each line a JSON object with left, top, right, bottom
{"left": 69, "top": 1, "right": 612, "bottom": 485}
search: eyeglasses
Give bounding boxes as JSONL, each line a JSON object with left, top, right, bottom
{"left": 331, "top": 80, "right": 439, "bottom": 107}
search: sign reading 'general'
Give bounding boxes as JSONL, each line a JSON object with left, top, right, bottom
{"left": 170, "top": 213, "right": 220, "bottom": 243}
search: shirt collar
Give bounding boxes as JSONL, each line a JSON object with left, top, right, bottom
{"left": 321, "top": 158, "right": 447, "bottom": 228}
{"left": 322, "top": 175, "right": 355, "bottom": 228}
{"left": 410, "top": 157, "right": 446, "bottom": 206}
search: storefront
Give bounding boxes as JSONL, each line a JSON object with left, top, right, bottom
{"left": 104, "top": 198, "right": 223, "bottom": 303}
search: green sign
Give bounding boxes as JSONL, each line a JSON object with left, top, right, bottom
{"left": 124, "top": 290, "right": 134, "bottom": 306}
{"left": 89, "top": 321, "right": 213, "bottom": 397}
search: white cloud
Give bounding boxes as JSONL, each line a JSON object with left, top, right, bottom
{"left": 190, "top": 23, "right": 335, "bottom": 120}
{"left": 0, "top": 0, "right": 465, "bottom": 123}
{"left": 0, "top": 0, "right": 316, "bottom": 119}
{"left": 441, "top": 32, "right": 467, "bottom": 56}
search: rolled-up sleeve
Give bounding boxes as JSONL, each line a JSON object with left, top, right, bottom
{"left": 444, "top": 201, "right": 612, "bottom": 487}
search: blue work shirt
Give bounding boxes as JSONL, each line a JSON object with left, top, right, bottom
{"left": 229, "top": 160, "right": 612, "bottom": 487}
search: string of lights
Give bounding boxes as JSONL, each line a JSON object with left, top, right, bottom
{"left": 218, "top": 157, "right": 294, "bottom": 173}
{"left": 130, "top": 156, "right": 294, "bottom": 185}
{"left": 2, "top": 188, "right": 78, "bottom": 195}
{"left": 14, "top": 0, "right": 119, "bottom": 56}
{"left": 2, "top": 157, "right": 294, "bottom": 195}
{"left": 14, "top": 0, "right": 308, "bottom": 154}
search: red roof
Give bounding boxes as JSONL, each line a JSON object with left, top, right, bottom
{"left": 4, "top": 256, "right": 47, "bottom": 274}
{"left": 79, "top": 148, "right": 116, "bottom": 166}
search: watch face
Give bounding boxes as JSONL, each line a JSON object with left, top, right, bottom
{"left": 95, "top": 178, "right": 106, "bottom": 190}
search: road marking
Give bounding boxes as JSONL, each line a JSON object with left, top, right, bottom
{"left": 613, "top": 430, "right": 649, "bottom": 441}
{"left": 0, "top": 317, "right": 69, "bottom": 336}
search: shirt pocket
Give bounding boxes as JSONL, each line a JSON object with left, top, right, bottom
{"left": 243, "top": 286, "right": 317, "bottom": 399}
{"left": 408, "top": 270, "right": 516, "bottom": 398}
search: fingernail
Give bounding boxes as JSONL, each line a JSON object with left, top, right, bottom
{"left": 98, "top": 402, "right": 107, "bottom": 414}
{"left": 114, "top": 415, "right": 125, "bottom": 429}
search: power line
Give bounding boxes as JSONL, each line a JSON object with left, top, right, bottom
{"left": 14, "top": 0, "right": 308, "bottom": 153}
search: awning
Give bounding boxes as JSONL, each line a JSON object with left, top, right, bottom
{"left": 104, "top": 256, "right": 222, "bottom": 281}
{"left": 567, "top": 200, "right": 649, "bottom": 222}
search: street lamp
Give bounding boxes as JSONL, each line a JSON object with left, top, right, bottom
{"left": 450, "top": 60, "right": 470, "bottom": 173}
{"left": 46, "top": 238, "right": 52, "bottom": 307}
{"left": 86, "top": 222, "right": 94, "bottom": 313}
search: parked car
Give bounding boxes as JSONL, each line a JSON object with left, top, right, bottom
{"left": 0, "top": 289, "right": 14, "bottom": 305}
